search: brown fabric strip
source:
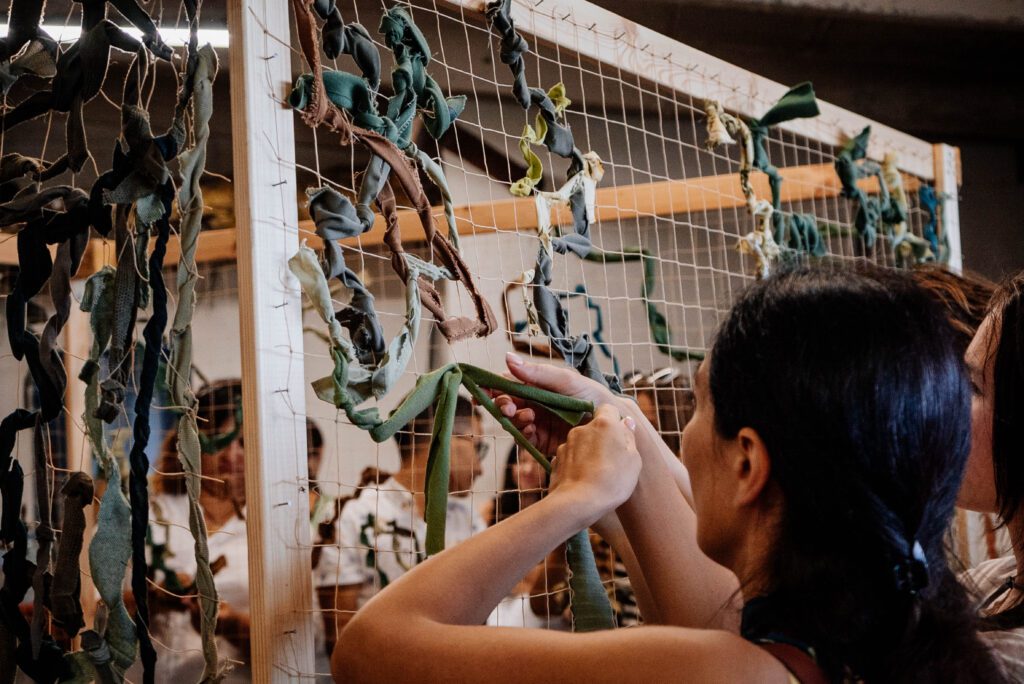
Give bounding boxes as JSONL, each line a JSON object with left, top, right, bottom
{"left": 30, "top": 418, "right": 52, "bottom": 658}
{"left": 51, "top": 471, "right": 94, "bottom": 637}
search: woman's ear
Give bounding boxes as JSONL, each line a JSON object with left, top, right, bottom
{"left": 732, "top": 427, "right": 772, "bottom": 507}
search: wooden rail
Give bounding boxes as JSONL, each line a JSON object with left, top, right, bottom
{"left": 0, "top": 161, "right": 918, "bottom": 272}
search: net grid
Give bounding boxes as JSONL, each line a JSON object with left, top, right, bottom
{"left": 0, "top": 0, "right": 966, "bottom": 680}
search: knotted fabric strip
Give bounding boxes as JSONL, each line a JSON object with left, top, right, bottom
{"left": 484, "top": 0, "right": 530, "bottom": 108}
{"left": 51, "top": 472, "right": 94, "bottom": 638}
{"left": 0, "top": 35, "right": 56, "bottom": 95}
{"left": 509, "top": 84, "right": 577, "bottom": 195}
{"left": 96, "top": 47, "right": 180, "bottom": 424}
{"left": 128, "top": 13, "right": 208, "bottom": 676}
{"left": 745, "top": 82, "right": 820, "bottom": 210}
{"left": 88, "top": 448, "right": 138, "bottom": 679}
{"left": 0, "top": 19, "right": 154, "bottom": 178}
{"left": 835, "top": 126, "right": 888, "bottom": 255}
{"left": 0, "top": 0, "right": 52, "bottom": 62}
{"left": 306, "top": 186, "right": 386, "bottom": 364}
{"left": 1, "top": 409, "right": 69, "bottom": 683}
{"left": 289, "top": 241, "right": 449, "bottom": 428}
{"left": 881, "top": 153, "right": 933, "bottom": 267}
{"left": 517, "top": 154, "right": 621, "bottom": 390}
{"left": 379, "top": 7, "right": 466, "bottom": 143}
{"left": 918, "top": 185, "right": 950, "bottom": 263}
{"left": 289, "top": 0, "right": 496, "bottom": 342}
{"left": 310, "top": 1, "right": 380, "bottom": 87}
{"left": 707, "top": 97, "right": 829, "bottom": 275}
{"left": 30, "top": 419, "right": 54, "bottom": 660}
{"left": 165, "top": 43, "right": 224, "bottom": 682}
{"left": 0, "top": 186, "right": 91, "bottom": 422}
{"left": 128, "top": 197, "right": 171, "bottom": 682}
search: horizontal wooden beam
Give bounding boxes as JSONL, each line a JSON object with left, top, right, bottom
{"left": 314, "top": 161, "right": 918, "bottom": 248}
{"left": 0, "top": 161, "right": 913, "bottom": 271}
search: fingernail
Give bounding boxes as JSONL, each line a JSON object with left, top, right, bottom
{"left": 506, "top": 352, "right": 524, "bottom": 366}
{"left": 623, "top": 416, "right": 636, "bottom": 431}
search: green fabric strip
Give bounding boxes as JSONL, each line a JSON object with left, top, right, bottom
{"left": 166, "top": 44, "right": 224, "bottom": 683}
{"left": 367, "top": 364, "right": 457, "bottom": 442}
{"left": 459, "top": 374, "right": 550, "bottom": 472}
{"left": 423, "top": 367, "right": 462, "bottom": 555}
{"left": 566, "top": 530, "right": 615, "bottom": 632}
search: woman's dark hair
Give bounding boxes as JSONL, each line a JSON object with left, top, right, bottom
{"left": 490, "top": 445, "right": 548, "bottom": 526}
{"left": 709, "top": 265, "right": 1005, "bottom": 682}
{"left": 988, "top": 270, "right": 1024, "bottom": 526}
{"left": 910, "top": 264, "right": 995, "bottom": 356}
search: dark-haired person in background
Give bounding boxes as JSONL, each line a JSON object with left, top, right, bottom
{"left": 334, "top": 266, "right": 1007, "bottom": 683}
{"left": 320, "top": 394, "right": 487, "bottom": 638}
{"left": 959, "top": 270, "right": 1024, "bottom": 679}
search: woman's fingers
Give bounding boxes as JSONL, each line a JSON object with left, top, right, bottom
{"left": 513, "top": 407, "right": 535, "bottom": 426}
{"left": 552, "top": 404, "right": 641, "bottom": 510}
{"left": 494, "top": 393, "right": 527, "bottom": 416}
{"left": 505, "top": 352, "right": 604, "bottom": 400}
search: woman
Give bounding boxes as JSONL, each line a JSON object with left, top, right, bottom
{"left": 960, "top": 270, "right": 1024, "bottom": 678}
{"left": 334, "top": 267, "right": 1005, "bottom": 682}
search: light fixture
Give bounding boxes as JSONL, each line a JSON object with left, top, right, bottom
{"left": 0, "top": 24, "right": 230, "bottom": 48}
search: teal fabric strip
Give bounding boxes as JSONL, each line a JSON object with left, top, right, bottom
{"left": 835, "top": 125, "right": 882, "bottom": 253}
{"left": 746, "top": 82, "right": 820, "bottom": 210}
{"left": 87, "top": 452, "right": 138, "bottom": 677}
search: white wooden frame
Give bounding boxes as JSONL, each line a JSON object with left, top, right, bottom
{"left": 228, "top": 1, "right": 316, "bottom": 680}
{"left": 222, "top": 0, "right": 965, "bottom": 679}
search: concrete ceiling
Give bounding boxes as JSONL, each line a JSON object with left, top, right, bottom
{"left": 589, "top": 0, "right": 1024, "bottom": 145}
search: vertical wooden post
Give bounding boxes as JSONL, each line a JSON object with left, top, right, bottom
{"left": 933, "top": 143, "right": 963, "bottom": 272}
{"left": 227, "top": 1, "right": 316, "bottom": 680}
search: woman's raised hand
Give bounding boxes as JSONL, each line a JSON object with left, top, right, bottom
{"left": 550, "top": 404, "right": 641, "bottom": 514}
{"left": 494, "top": 352, "right": 619, "bottom": 456}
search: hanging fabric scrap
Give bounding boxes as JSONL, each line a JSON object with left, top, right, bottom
{"left": 291, "top": 244, "right": 615, "bottom": 632}
{"left": 704, "top": 85, "right": 824, "bottom": 277}
{"left": 288, "top": 0, "right": 496, "bottom": 343}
